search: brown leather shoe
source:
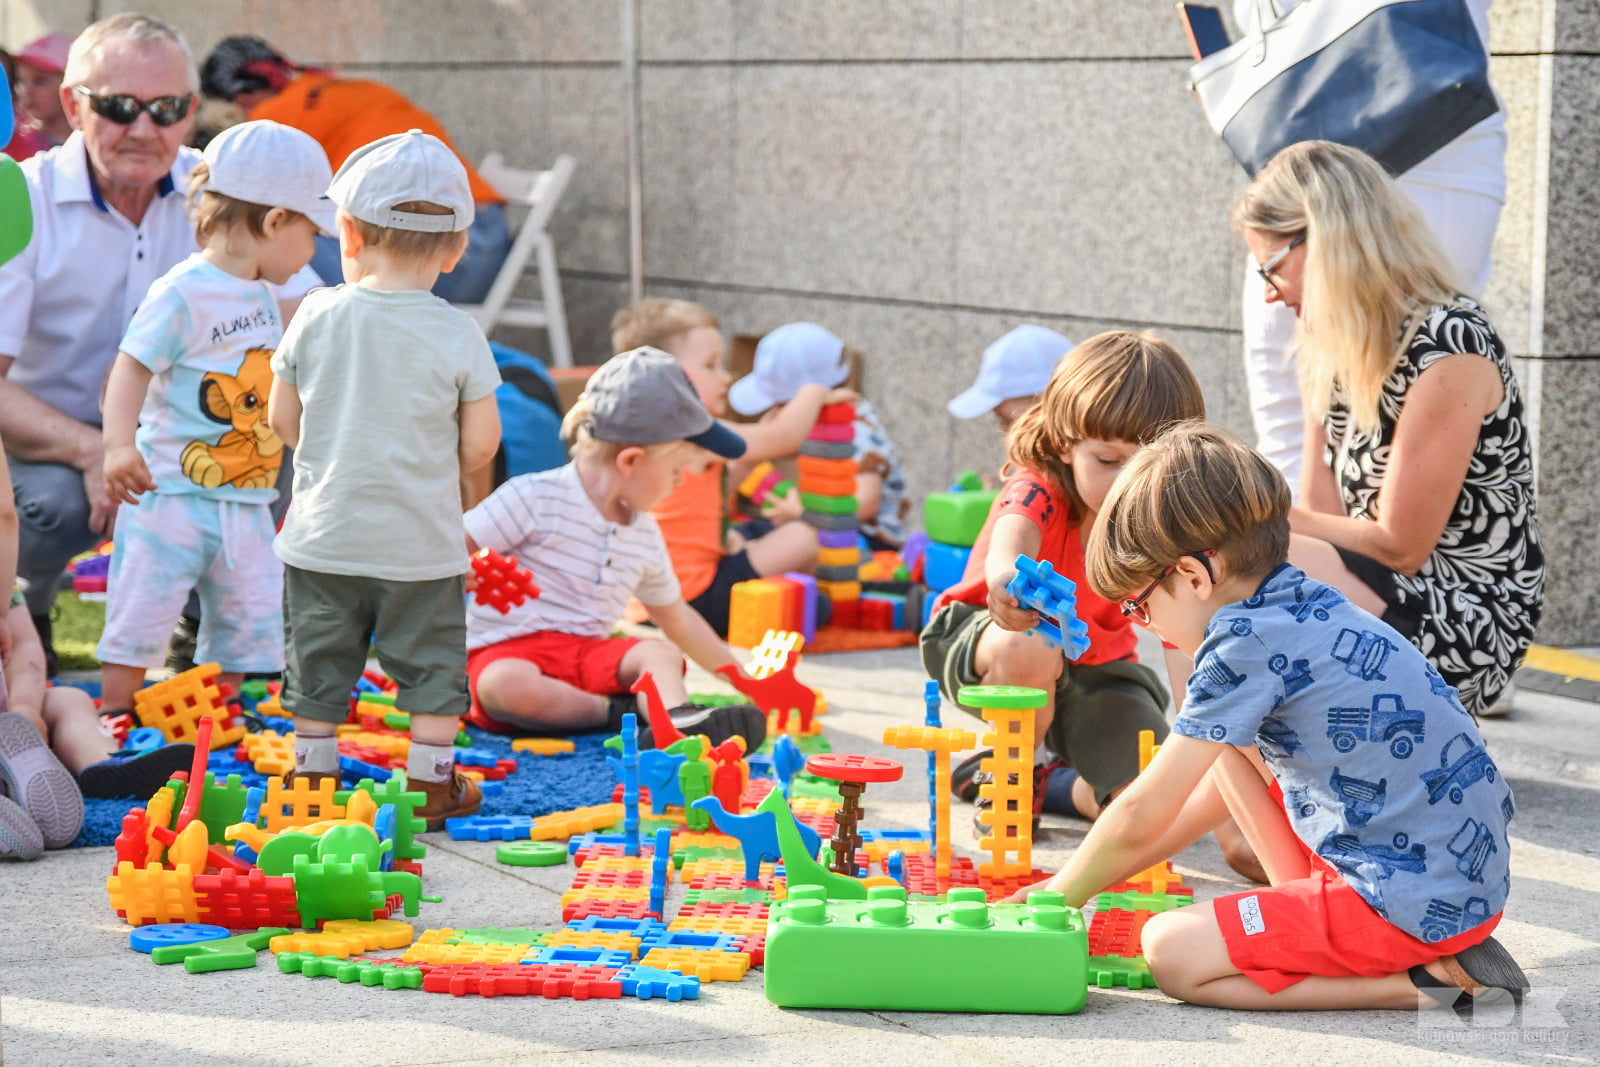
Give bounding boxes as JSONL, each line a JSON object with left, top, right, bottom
{"left": 415, "top": 770, "right": 482, "bottom": 831}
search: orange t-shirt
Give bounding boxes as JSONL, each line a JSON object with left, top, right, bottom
{"left": 650, "top": 461, "right": 727, "bottom": 602}
{"left": 932, "top": 470, "right": 1137, "bottom": 666}
{"left": 250, "top": 75, "right": 505, "bottom": 205}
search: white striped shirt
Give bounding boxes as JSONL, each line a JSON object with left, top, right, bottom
{"left": 464, "top": 463, "right": 681, "bottom": 649}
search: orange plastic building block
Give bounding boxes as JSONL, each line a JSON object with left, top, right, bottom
{"left": 269, "top": 919, "right": 414, "bottom": 958}
{"left": 511, "top": 738, "right": 576, "bottom": 756}
{"left": 259, "top": 775, "right": 346, "bottom": 833}
{"left": 131, "top": 663, "right": 243, "bottom": 749}
{"left": 241, "top": 730, "right": 296, "bottom": 777}
{"left": 817, "top": 545, "right": 862, "bottom": 568}
{"left": 108, "top": 862, "right": 201, "bottom": 926}
{"left": 816, "top": 579, "right": 862, "bottom": 602}
{"left": 545, "top": 929, "right": 644, "bottom": 958}
{"left": 727, "top": 579, "right": 798, "bottom": 649}
{"left": 959, "top": 686, "right": 1047, "bottom": 880}
{"left": 529, "top": 803, "right": 624, "bottom": 841}
{"left": 144, "top": 785, "right": 177, "bottom": 867}
{"left": 559, "top": 885, "right": 650, "bottom": 910}
{"left": 881, "top": 723, "right": 978, "bottom": 880}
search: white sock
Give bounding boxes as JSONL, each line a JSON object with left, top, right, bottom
{"left": 407, "top": 740, "right": 456, "bottom": 784}
{"left": 294, "top": 731, "right": 338, "bottom": 775}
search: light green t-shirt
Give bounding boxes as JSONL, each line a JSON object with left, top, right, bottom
{"left": 271, "top": 285, "right": 500, "bottom": 581}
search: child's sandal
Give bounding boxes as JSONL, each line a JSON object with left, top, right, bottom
{"left": 1410, "top": 936, "right": 1528, "bottom": 1016}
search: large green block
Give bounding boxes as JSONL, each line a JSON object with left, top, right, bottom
{"left": 764, "top": 885, "right": 1087, "bottom": 1013}
{"left": 923, "top": 490, "right": 997, "bottom": 548}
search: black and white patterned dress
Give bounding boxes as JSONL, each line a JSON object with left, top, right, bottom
{"left": 1324, "top": 299, "right": 1544, "bottom": 715}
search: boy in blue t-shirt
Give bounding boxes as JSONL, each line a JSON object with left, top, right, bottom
{"left": 1016, "top": 423, "right": 1524, "bottom": 1013}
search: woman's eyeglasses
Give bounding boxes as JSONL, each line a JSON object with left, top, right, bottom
{"left": 72, "top": 85, "right": 194, "bottom": 127}
{"left": 1255, "top": 232, "right": 1305, "bottom": 288}
{"left": 1121, "top": 550, "right": 1217, "bottom": 624}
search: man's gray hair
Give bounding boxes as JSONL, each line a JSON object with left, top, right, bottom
{"left": 63, "top": 13, "right": 198, "bottom": 92}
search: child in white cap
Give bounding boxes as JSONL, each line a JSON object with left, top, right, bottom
{"left": 463, "top": 347, "right": 767, "bottom": 752}
{"left": 98, "top": 119, "right": 335, "bottom": 733}
{"left": 948, "top": 324, "right": 1072, "bottom": 431}
{"left": 265, "top": 130, "right": 503, "bottom": 827}
{"left": 729, "top": 322, "right": 909, "bottom": 550}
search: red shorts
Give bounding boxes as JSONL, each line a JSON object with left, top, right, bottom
{"left": 1212, "top": 782, "right": 1501, "bottom": 993}
{"left": 465, "top": 631, "right": 641, "bottom": 733}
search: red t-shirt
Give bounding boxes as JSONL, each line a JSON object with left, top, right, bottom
{"left": 931, "top": 470, "right": 1137, "bottom": 666}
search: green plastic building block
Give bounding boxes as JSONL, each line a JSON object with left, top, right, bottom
{"left": 195, "top": 773, "right": 251, "bottom": 845}
{"left": 1092, "top": 890, "right": 1190, "bottom": 915}
{"left": 497, "top": 840, "right": 568, "bottom": 867}
{"left": 278, "top": 951, "right": 424, "bottom": 989}
{"left": 151, "top": 927, "right": 288, "bottom": 973}
{"left": 681, "top": 887, "right": 774, "bottom": 905}
{"left": 799, "top": 492, "right": 857, "bottom": 516}
{"left": 1089, "top": 953, "right": 1158, "bottom": 990}
{"left": 924, "top": 489, "right": 998, "bottom": 548}
{"left": 676, "top": 845, "right": 744, "bottom": 869}
{"left": 440, "top": 927, "right": 554, "bottom": 946}
{"left": 755, "top": 732, "right": 831, "bottom": 757}
{"left": 765, "top": 885, "right": 1087, "bottom": 1013}
{"left": 953, "top": 470, "right": 985, "bottom": 493}
{"left": 339, "top": 772, "right": 427, "bottom": 861}
{"left": 291, "top": 852, "right": 422, "bottom": 927}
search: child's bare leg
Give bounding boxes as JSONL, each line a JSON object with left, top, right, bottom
{"left": 474, "top": 660, "right": 606, "bottom": 731}
{"left": 1212, "top": 744, "right": 1310, "bottom": 885}
{"left": 616, "top": 640, "right": 691, "bottom": 708}
{"left": 745, "top": 521, "right": 819, "bottom": 576}
{"left": 1214, "top": 816, "right": 1270, "bottom": 884}
{"left": 972, "top": 624, "right": 1063, "bottom": 749}
{"left": 38, "top": 687, "right": 116, "bottom": 774}
{"left": 100, "top": 664, "right": 148, "bottom": 713}
{"left": 407, "top": 712, "right": 462, "bottom": 747}
{"left": 1143, "top": 903, "right": 1420, "bottom": 1009}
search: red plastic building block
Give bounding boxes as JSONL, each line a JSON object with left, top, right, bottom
{"left": 570, "top": 868, "right": 649, "bottom": 891}
{"left": 562, "top": 897, "right": 657, "bottom": 923}
{"left": 470, "top": 548, "right": 541, "bottom": 615}
{"left": 632, "top": 671, "right": 684, "bottom": 748}
{"left": 113, "top": 807, "right": 151, "bottom": 868}
{"left": 194, "top": 867, "right": 303, "bottom": 928}
{"left": 858, "top": 598, "right": 894, "bottom": 631}
{"left": 1087, "top": 908, "right": 1155, "bottom": 959}
{"left": 422, "top": 963, "right": 624, "bottom": 999}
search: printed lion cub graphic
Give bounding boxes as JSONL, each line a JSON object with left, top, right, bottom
{"left": 180, "top": 346, "right": 283, "bottom": 489}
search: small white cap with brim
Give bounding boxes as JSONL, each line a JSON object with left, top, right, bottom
{"left": 326, "top": 129, "right": 474, "bottom": 233}
{"left": 947, "top": 324, "right": 1073, "bottom": 419}
{"left": 586, "top": 347, "right": 747, "bottom": 459}
{"left": 202, "top": 120, "right": 338, "bottom": 236}
{"left": 727, "top": 322, "right": 849, "bottom": 416}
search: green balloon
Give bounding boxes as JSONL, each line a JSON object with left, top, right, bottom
{"left": 0, "top": 156, "right": 32, "bottom": 267}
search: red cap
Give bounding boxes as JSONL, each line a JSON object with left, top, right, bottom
{"left": 16, "top": 32, "right": 73, "bottom": 74}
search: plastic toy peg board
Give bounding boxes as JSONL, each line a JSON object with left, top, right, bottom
{"left": 805, "top": 753, "right": 904, "bottom": 784}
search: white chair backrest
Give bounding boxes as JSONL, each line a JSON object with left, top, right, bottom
{"left": 479, "top": 152, "right": 575, "bottom": 235}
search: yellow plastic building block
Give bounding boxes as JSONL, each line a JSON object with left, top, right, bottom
{"left": 259, "top": 775, "right": 346, "bottom": 833}
{"left": 672, "top": 831, "right": 741, "bottom": 851}
{"left": 269, "top": 919, "right": 414, "bottom": 958}
{"left": 511, "top": 738, "right": 576, "bottom": 755}
{"left": 727, "top": 580, "right": 795, "bottom": 650}
{"left": 574, "top": 854, "right": 651, "bottom": 874}
{"left": 108, "top": 862, "right": 201, "bottom": 926}
{"left": 529, "top": 803, "right": 624, "bottom": 841}
{"left": 639, "top": 947, "right": 751, "bottom": 983}
{"left": 815, "top": 579, "right": 862, "bottom": 602}
{"left": 680, "top": 857, "right": 778, "bottom": 884}
{"left": 558, "top": 885, "right": 649, "bottom": 909}
{"left": 402, "top": 941, "right": 535, "bottom": 966}
{"left": 144, "top": 786, "right": 177, "bottom": 866}
{"left": 959, "top": 686, "right": 1047, "bottom": 880}
{"left": 669, "top": 914, "right": 766, "bottom": 939}
{"left": 546, "top": 929, "right": 644, "bottom": 957}
{"left": 333, "top": 728, "right": 410, "bottom": 758}
{"left": 816, "top": 546, "right": 861, "bottom": 568}
{"left": 882, "top": 724, "right": 978, "bottom": 879}
{"left": 131, "top": 663, "right": 244, "bottom": 749}
{"left": 241, "top": 730, "right": 296, "bottom": 777}
{"left": 1139, "top": 728, "right": 1161, "bottom": 773}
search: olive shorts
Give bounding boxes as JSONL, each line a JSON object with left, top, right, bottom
{"left": 920, "top": 601, "right": 1170, "bottom": 805}
{"left": 282, "top": 565, "right": 469, "bottom": 724}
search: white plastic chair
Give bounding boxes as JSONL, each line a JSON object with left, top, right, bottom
{"left": 457, "top": 152, "right": 577, "bottom": 368}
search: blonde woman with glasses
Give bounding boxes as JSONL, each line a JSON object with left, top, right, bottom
{"left": 1234, "top": 140, "right": 1542, "bottom": 719}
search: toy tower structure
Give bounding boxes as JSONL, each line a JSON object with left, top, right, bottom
{"left": 799, "top": 402, "right": 862, "bottom": 624}
{"left": 958, "top": 685, "right": 1046, "bottom": 880}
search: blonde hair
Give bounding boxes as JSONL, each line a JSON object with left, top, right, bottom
{"left": 186, "top": 159, "right": 292, "bottom": 245}
{"left": 1232, "top": 141, "right": 1463, "bottom": 435}
{"left": 347, "top": 203, "right": 468, "bottom": 268}
{"left": 65, "top": 13, "right": 198, "bottom": 91}
{"left": 1086, "top": 423, "right": 1290, "bottom": 602}
{"left": 611, "top": 299, "right": 719, "bottom": 355}
{"left": 1003, "top": 330, "right": 1205, "bottom": 501}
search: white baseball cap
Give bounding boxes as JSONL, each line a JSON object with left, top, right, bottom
{"left": 202, "top": 120, "right": 337, "bottom": 237}
{"left": 728, "top": 322, "right": 849, "bottom": 416}
{"left": 327, "top": 129, "right": 474, "bottom": 233}
{"left": 947, "top": 324, "right": 1072, "bottom": 419}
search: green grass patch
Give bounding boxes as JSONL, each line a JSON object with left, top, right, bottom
{"left": 48, "top": 592, "right": 106, "bottom": 671}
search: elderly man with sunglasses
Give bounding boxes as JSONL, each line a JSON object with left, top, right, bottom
{"left": 0, "top": 13, "right": 315, "bottom": 668}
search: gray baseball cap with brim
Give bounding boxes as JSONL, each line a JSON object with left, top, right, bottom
{"left": 586, "top": 347, "right": 747, "bottom": 459}
{"left": 326, "top": 129, "right": 474, "bottom": 232}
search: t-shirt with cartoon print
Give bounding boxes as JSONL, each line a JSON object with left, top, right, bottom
{"left": 1174, "top": 564, "right": 1512, "bottom": 944}
{"left": 117, "top": 253, "right": 283, "bottom": 503}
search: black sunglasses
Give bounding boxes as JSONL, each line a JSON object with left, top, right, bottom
{"left": 72, "top": 85, "right": 194, "bottom": 127}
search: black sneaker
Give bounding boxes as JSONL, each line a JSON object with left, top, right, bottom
{"left": 970, "top": 762, "right": 1059, "bottom": 837}
{"left": 77, "top": 744, "right": 196, "bottom": 800}
{"left": 951, "top": 748, "right": 993, "bottom": 803}
{"left": 30, "top": 613, "right": 57, "bottom": 680}
{"left": 639, "top": 703, "right": 767, "bottom": 753}
{"left": 166, "top": 612, "right": 200, "bottom": 674}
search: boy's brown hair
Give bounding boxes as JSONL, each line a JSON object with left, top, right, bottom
{"left": 1085, "top": 423, "right": 1291, "bottom": 602}
{"left": 348, "top": 201, "right": 468, "bottom": 267}
{"left": 186, "top": 159, "right": 281, "bottom": 245}
{"left": 610, "top": 299, "right": 718, "bottom": 355}
{"left": 1003, "top": 330, "right": 1205, "bottom": 502}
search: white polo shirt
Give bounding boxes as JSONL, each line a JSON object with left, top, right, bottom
{"left": 0, "top": 132, "right": 317, "bottom": 427}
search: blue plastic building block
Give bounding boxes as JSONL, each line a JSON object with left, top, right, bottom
{"left": 923, "top": 680, "right": 941, "bottom": 840}
{"left": 479, "top": 778, "right": 504, "bottom": 798}
{"left": 373, "top": 805, "right": 397, "bottom": 871}
{"left": 691, "top": 796, "right": 821, "bottom": 882}
{"left": 522, "top": 945, "right": 635, "bottom": 969}
{"left": 566, "top": 831, "right": 633, "bottom": 857}
{"left": 616, "top": 963, "right": 702, "bottom": 1001}
{"left": 1005, "top": 554, "right": 1091, "bottom": 660}
{"left": 637, "top": 748, "right": 687, "bottom": 813}
{"left": 887, "top": 850, "right": 906, "bottom": 887}
{"left": 649, "top": 827, "right": 672, "bottom": 916}
{"left": 452, "top": 747, "right": 501, "bottom": 768}
{"left": 765, "top": 885, "right": 1088, "bottom": 1013}
{"left": 605, "top": 714, "right": 642, "bottom": 857}
{"left": 564, "top": 916, "right": 667, "bottom": 940}
{"left": 339, "top": 754, "right": 391, "bottom": 785}
{"left": 126, "top": 727, "right": 166, "bottom": 752}
{"left": 444, "top": 814, "right": 535, "bottom": 841}
{"left": 130, "top": 923, "right": 230, "bottom": 953}
{"left": 638, "top": 929, "right": 745, "bottom": 957}
{"left": 771, "top": 734, "right": 804, "bottom": 797}
{"left": 923, "top": 541, "right": 971, "bottom": 591}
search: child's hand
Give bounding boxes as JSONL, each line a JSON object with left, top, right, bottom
{"left": 824, "top": 386, "right": 858, "bottom": 406}
{"left": 768, "top": 486, "right": 803, "bottom": 525}
{"left": 103, "top": 446, "right": 155, "bottom": 506}
{"left": 986, "top": 567, "right": 1038, "bottom": 632}
{"left": 996, "top": 876, "right": 1057, "bottom": 905}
